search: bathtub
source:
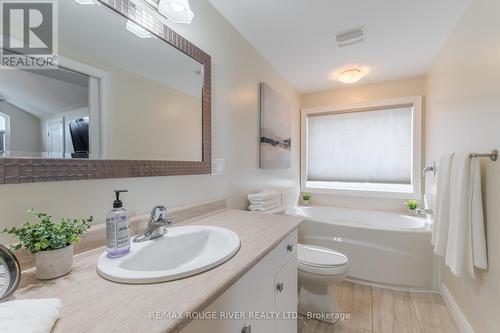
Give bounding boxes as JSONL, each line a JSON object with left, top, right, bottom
{"left": 292, "top": 206, "right": 438, "bottom": 291}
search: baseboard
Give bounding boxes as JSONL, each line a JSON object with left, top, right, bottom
{"left": 440, "top": 282, "right": 475, "bottom": 333}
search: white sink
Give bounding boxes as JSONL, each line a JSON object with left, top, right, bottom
{"left": 97, "top": 226, "right": 240, "bottom": 284}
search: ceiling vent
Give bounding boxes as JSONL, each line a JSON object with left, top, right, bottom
{"left": 336, "top": 27, "right": 366, "bottom": 47}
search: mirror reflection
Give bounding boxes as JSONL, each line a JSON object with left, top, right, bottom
{"left": 0, "top": 0, "right": 204, "bottom": 161}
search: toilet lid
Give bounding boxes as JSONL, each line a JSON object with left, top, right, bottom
{"left": 297, "top": 244, "right": 348, "bottom": 268}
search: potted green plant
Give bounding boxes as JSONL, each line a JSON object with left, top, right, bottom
{"left": 302, "top": 192, "right": 311, "bottom": 206}
{"left": 406, "top": 200, "right": 418, "bottom": 215}
{"left": 3, "top": 210, "right": 93, "bottom": 280}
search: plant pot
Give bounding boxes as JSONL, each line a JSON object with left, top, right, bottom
{"left": 35, "top": 244, "right": 74, "bottom": 280}
{"left": 408, "top": 209, "right": 418, "bottom": 216}
{"left": 303, "top": 200, "right": 310, "bottom": 206}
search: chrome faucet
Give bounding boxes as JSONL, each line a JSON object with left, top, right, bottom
{"left": 415, "top": 208, "right": 434, "bottom": 216}
{"left": 133, "top": 206, "right": 174, "bottom": 243}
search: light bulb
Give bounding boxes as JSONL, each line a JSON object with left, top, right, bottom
{"left": 170, "top": 2, "right": 185, "bottom": 13}
{"left": 158, "top": 0, "right": 194, "bottom": 24}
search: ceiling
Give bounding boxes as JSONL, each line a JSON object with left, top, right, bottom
{"left": 208, "top": 0, "right": 470, "bottom": 92}
{"left": 0, "top": 68, "right": 88, "bottom": 118}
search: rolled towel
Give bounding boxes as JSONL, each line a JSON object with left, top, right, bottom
{"left": 0, "top": 298, "right": 62, "bottom": 333}
{"left": 247, "top": 190, "right": 282, "bottom": 201}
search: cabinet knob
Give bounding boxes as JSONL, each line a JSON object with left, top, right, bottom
{"left": 276, "top": 282, "right": 284, "bottom": 293}
{"left": 286, "top": 244, "right": 294, "bottom": 253}
{"left": 241, "top": 324, "right": 252, "bottom": 333}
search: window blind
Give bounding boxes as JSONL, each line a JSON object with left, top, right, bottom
{"left": 307, "top": 106, "right": 412, "bottom": 184}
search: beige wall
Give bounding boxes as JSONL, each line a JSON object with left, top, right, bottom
{"left": 60, "top": 44, "right": 203, "bottom": 162}
{"left": 301, "top": 77, "right": 426, "bottom": 109}
{"left": 110, "top": 69, "right": 202, "bottom": 161}
{"left": 0, "top": 0, "right": 300, "bottom": 243}
{"left": 425, "top": 0, "right": 500, "bottom": 332}
{"left": 300, "top": 77, "right": 426, "bottom": 212}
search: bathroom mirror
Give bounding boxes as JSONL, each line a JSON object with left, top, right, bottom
{"left": 0, "top": 0, "right": 211, "bottom": 184}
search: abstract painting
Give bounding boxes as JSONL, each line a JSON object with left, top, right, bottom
{"left": 260, "top": 82, "right": 291, "bottom": 168}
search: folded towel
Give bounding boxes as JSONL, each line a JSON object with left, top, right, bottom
{"left": 247, "top": 190, "right": 282, "bottom": 201}
{"left": 470, "top": 157, "right": 488, "bottom": 270}
{"left": 432, "top": 153, "right": 454, "bottom": 256}
{"left": 249, "top": 198, "right": 280, "bottom": 204}
{"left": 446, "top": 153, "right": 474, "bottom": 278}
{"left": 248, "top": 197, "right": 282, "bottom": 208}
{"left": 249, "top": 202, "right": 282, "bottom": 212}
{"left": 0, "top": 298, "right": 62, "bottom": 333}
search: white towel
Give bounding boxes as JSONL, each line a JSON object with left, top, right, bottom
{"left": 446, "top": 153, "right": 475, "bottom": 278}
{"left": 0, "top": 298, "right": 62, "bottom": 333}
{"left": 470, "top": 157, "right": 488, "bottom": 270}
{"left": 247, "top": 190, "right": 282, "bottom": 201}
{"left": 249, "top": 197, "right": 282, "bottom": 208}
{"left": 432, "top": 154, "right": 454, "bottom": 256}
{"left": 249, "top": 202, "right": 282, "bottom": 212}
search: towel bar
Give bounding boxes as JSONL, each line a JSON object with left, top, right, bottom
{"left": 470, "top": 149, "right": 498, "bottom": 161}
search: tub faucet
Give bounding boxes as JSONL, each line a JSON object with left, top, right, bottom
{"left": 415, "top": 208, "right": 433, "bottom": 216}
{"left": 133, "top": 206, "right": 174, "bottom": 243}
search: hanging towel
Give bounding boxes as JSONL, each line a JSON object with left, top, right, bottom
{"left": 432, "top": 153, "right": 454, "bottom": 256}
{"left": 446, "top": 153, "right": 474, "bottom": 278}
{"left": 470, "top": 157, "right": 488, "bottom": 270}
{"left": 0, "top": 298, "right": 62, "bottom": 333}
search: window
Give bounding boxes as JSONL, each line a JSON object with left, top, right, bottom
{"left": 0, "top": 113, "right": 6, "bottom": 154}
{"left": 301, "top": 96, "right": 422, "bottom": 198}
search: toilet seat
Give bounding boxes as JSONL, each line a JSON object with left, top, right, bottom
{"left": 297, "top": 244, "right": 348, "bottom": 276}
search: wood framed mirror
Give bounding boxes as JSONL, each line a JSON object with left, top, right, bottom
{"left": 0, "top": 0, "right": 211, "bottom": 184}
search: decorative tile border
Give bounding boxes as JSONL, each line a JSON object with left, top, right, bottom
{"left": 0, "top": 0, "right": 211, "bottom": 185}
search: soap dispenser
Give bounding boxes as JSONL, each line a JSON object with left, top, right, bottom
{"left": 106, "top": 190, "right": 130, "bottom": 258}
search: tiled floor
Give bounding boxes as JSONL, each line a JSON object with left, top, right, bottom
{"left": 298, "top": 281, "right": 459, "bottom": 333}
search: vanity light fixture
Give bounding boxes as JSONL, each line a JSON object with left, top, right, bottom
{"left": 158, "top": 0, "right": 194, "bottom": 24}
{"left": 335, "top": 67, "right": 369, "bottom": 84}
{"left": 126, "top": 20, "right": 154, "bottom": 38}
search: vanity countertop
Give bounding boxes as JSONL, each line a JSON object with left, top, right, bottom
{"left": 14, "top": 209, "right": 303, "bottom": 333}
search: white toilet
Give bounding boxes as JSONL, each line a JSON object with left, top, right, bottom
{"left": 297, "top": 244, "right": 349, "bottom": 324}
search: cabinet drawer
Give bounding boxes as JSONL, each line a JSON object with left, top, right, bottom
{"left": 269, "top": 229, "right": 297, "bottom": 272}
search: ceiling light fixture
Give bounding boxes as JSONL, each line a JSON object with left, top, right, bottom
{"left": 126, "top": 20, "right": 154, "bottom": 38}
{"left": 158, "top": 0, "right": 194, "bottom": 24}
{"left": 335, "top": 68, "right": 369, "bottom": 84}
{"left": 74, "top": 0, "right": 98, "bottom": 4}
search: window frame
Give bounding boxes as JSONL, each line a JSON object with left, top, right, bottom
{"left": 0, "top": 112, "right": 10, "bottom": 154}
{"left": 301, "top": 96, "right": 422, "bottom": 199}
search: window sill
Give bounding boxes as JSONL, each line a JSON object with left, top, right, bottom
{"left": 303, "top": 181, "right": 419, "bottom": 199}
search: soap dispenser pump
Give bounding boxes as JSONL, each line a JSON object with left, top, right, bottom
{"left": 106, "top": 190, "right": 130, "bottom": 258}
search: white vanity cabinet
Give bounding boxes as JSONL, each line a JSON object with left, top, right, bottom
{"left": 181, "top": 230, "right": 298, "bottom": 333}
